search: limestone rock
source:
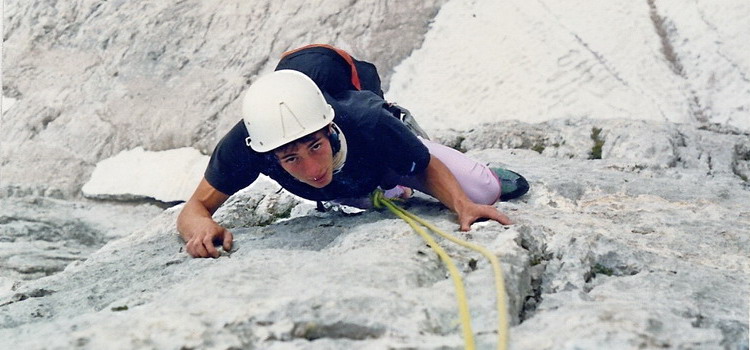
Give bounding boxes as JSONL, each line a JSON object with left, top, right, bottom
{"left": 387, "top": 0, "right": 750, "bottom": 132}
{"left": 1, "top": 119, "right": 747, "bottom": 349}
{"left": 1, "top": 0, "right": 446, "bottom": 197}
{"left": 2, "top": 0, "right": 749, "bottom": 348}
{"left": 0, "top": 196, "right": 161, "bottom": 282}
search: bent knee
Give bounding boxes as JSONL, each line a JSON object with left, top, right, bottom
{"left": 464, "top": 165, "right": 501, "bottom": 205}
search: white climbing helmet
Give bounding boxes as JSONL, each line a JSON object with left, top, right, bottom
{"left": 242, "top": 70, "right": 334, "bottom": 152}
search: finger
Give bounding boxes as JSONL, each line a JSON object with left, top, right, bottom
{"left": 223, "top": 229, "right": 234, "bottom": 252}
{"left": 202, "top": 235, "right": 219, "bottom": 258}
{"left": 500, "top": 214, "right": 513, "bottom": 225}
{"left": 402, "top": 187, "right": 413, "bottom": 199}
{"left": 189, "top": 238, "right": 209, "bottom": 258}
{"left": 459, "top": 215, "right": 473, "bottom": 232}
{"left": 185, "top": 241, "right": 196, "bottom": 257}
{"left": 489, "top": 207, "right": 513, "bottom": 225}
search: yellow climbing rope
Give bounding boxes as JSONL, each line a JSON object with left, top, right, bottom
{"left": 371, "top": 190, "right": 509, "bottom": 350}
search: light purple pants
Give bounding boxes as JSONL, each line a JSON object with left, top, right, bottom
{"left": 336, "top": 138, "right": 501, "bottom": 208}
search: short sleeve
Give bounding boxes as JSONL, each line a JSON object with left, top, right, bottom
{"left": 204, "top": 121, "right": 261, "bottom": 196}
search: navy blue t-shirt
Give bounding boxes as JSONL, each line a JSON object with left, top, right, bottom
{"left": 204, "top": 90, "right": 431, "bottom": 201}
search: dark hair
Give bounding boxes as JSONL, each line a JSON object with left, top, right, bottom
{"left": 272, "top": 126, "right": 328, "bottom": 155}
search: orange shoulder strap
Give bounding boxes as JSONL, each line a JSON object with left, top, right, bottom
{"left": 281, "top": 44, "right": 362, "bottom": 91}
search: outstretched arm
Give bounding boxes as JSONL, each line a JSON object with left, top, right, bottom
{"left": 419, "top": 155, "right": 513, "bottom": 231}
{"left": 177, "top": 177, "right": 233, "bottom": 258}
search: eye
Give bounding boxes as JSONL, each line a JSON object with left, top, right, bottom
{"left": 282, "top": 156, "right": 298, "bottom": 164}
{"left": 310, "top": 142, "right": 322, "bottom": 151}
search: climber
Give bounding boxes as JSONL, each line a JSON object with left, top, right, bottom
{"left": 177, "top": 46, "right": 528, "bottom": 259}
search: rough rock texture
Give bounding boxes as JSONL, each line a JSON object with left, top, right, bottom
{"left": 387, "top": 0, "right": 750, "bottom": 131}
{"left": 1, "top": 118, "right": 747, "bottom": 349}
{"left": 3, "top": 0, "right": 749, "bottom": 348}
{"left": 1, "top": 0, "right": 446, "bottom": 197}
{"left": 0, "top": 197, "right": 161, "bottom": 281}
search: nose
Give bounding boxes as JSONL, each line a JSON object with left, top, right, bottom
{"left": 300, "top": 157, "right": 324, "bottom": 180}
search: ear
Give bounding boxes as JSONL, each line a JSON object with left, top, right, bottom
{"left": 328, "top": 125, "right": 341, "bottom": 154}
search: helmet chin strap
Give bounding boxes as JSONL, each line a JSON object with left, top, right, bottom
{"left": 330, "top": 122, "right": 347, "bottom": 173}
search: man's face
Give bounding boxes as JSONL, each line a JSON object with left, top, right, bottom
{"left": 274, "top": 130, "right": 334, "bottom": 188}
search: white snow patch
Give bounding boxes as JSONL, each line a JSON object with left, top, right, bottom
{"left": 82, "top": 147, "right": 209, "bottom": 203}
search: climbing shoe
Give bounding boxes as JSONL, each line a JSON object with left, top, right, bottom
{"left": 491, "top": 167, "right": 530, "bottom": 201}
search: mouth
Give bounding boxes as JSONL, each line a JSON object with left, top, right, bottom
{"left": 310, "top": 171, "right": 329, "bottom": 186}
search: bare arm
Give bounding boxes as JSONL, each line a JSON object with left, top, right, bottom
{"left": 419, "top": 155, "right": 512, "bottom": 231}
{"left": 177, "top": 177, "right": 233, "bottom": 258}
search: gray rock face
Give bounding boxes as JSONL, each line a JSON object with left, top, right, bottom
{"left": 2, "top": 0, "right": 749, "bottom": 348}
{"left": 0, "top": 197, "right": 161, "bottom": 282}
{"left": 1, "top": 118, "right": 747, "bottom": 349}
{"left": 387, "top": 0, "right": 750, "bottom": 134}
{"left": 1, "top": 0, "right": 446, "bottom": 197}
